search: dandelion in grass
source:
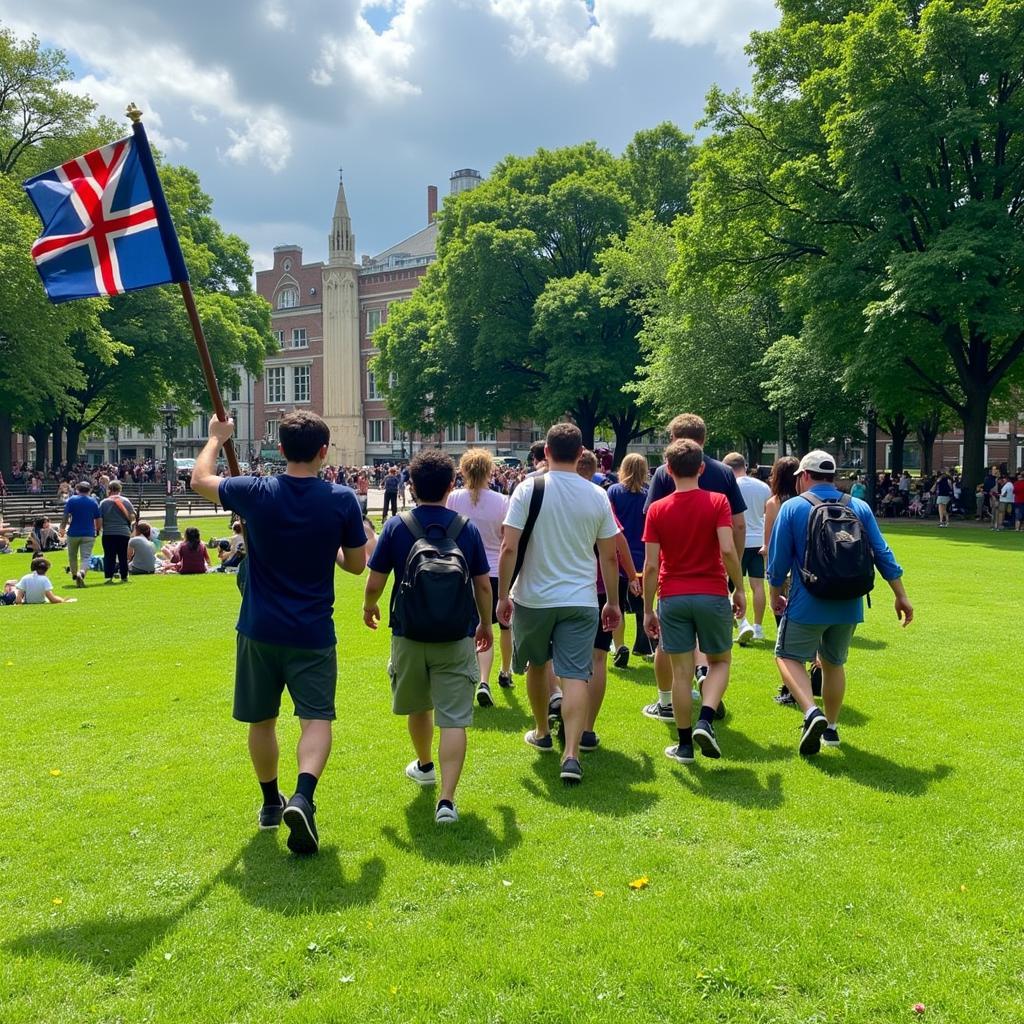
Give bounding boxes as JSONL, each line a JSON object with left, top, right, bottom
{"left": 629, "top": 876, "right": 649, "bottom": 890}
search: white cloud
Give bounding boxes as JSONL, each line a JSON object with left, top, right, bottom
{"left": 222, "top": 115, "right": 292, "bottom": 174}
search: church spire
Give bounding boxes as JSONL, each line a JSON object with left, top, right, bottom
{"left": 328, "top": 169, "right": 354, "bottom": 266}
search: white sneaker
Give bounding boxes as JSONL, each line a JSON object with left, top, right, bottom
{"left": 752, "top": 624, "right": 765, "bottom": 641}
{"left": 435, "top": 801, "right": 458, "bottom": 824}
{"left": 737, "top": 621, "right": 755, "bottom": 646}
{"left": 405, "top": 759, "right": 436, "bottom": 785}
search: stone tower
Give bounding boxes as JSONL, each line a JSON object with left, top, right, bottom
{"left": 320, "top": 169, "right": 365, "bottom": 465}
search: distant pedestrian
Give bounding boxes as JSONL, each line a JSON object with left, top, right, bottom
{"left": 723, "top": 452, "right": 771, "bottom": 643}
{"left": 98, "top": 480, "right": 135, "bottom": 583}
{"left": 59, "top": 481, "right": 101, "bottom": 588}
{"left": 383, "top": 467, "right": 400, "bottom": 519}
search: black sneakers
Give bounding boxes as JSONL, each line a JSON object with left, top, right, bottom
{"left": 524, "top": 729, "right": 554, "bottom": 752}
{"left": 476, "top": 681, "right": 494, "bottom": 708}
{"left": 580, "top": 730, "right": 600, "bottom": 751}
{"left": 642, "top": 701, "right": 675, "bottom": 722}
{"left": 560, "top": 757, "right": 583, "bottom": 785}
{"left": 693, "top": 719, "right": 722, "bottom": 759}
{"left": 775, "top": 685, "right": 797, "bottom": 706}
{"left": 612, "top": 646, "right": 629, "bottom": 669}
{"left": 664, "top": 742, "right": 695, "bottom": 765}
{"left": 548, "top": 694, "right": 563, "bottom": 721}
{"left": 282, "top": 793, "right": 319, "bottom": 855}
{"left": 822, "top": 726, "right": 841, "bottom": 748}
{"left": 799, "top": 709, "right": 828, "bottom": 756}
{"left": 497, "top": 671, "right": 513, "bottom": 689}
{"left": 258, "top": 792, "right": 286, "bottom": 831}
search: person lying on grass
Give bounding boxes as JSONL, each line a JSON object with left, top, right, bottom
{"left": 14, "top": 557, "right": 78, "bottom": 604}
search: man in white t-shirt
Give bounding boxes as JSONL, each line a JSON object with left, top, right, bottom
{"left": 496, "top": 423, "right": 621, "bottom": 786}
{"left": 724, "top": 453, "right": 772, "bottom": 642}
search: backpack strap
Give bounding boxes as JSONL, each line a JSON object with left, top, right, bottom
{"left": 839, "top": 494, "right": 852, "bottom": 507}
{"left": 398, "top": 511, "right": 425, "bottom": 540}
{"left": 445, "top": 513, "right": 468, "bottom": 540}
{"left": 512, "top": 475, "right": 546, "bottom": 583}
{"left": 801, "top": 493, "right": 824, "bottom": 508}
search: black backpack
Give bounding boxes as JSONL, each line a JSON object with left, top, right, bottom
{"left": 394, "top": 512, "right": 476, "bottom": 642}
{"left": 798, "top": 493, "right": 875, "bottom": 600}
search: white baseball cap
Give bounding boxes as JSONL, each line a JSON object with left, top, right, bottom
{"left": 796, "top": 450, "right": 837, "bottom": 474}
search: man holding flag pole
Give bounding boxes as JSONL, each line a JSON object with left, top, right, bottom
{"left": 23, "top": 103, "right": 374, "bottom": 855}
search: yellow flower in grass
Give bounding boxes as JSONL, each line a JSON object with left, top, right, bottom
{"left": 629, "top": 876, "right": 649, "bottom": 891}
{"left": 50, "top": 769, "right": 62, "bottom": 777}
{"left": 52, "top": 897, "right": 63, "bottom": 906}
{"left": 593, "top": 890, "right": 605, "bottom": 898}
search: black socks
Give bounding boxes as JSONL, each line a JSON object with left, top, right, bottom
{"left": 438, "top": 799, "right": 454, "bottom": 810}
{"left": 677, "top": 727, "right": 693, "bottom": 745}
{"left": 259, "top": 778, "right": 281, "bottom": 807}
{"left": 418, "top": 761, "right": 434, "bottom": 773}
{"left": 295, "top": 772, "right": 319, "bottom": 803}
{"left": 698, "top": 705, "right": 716, "bottom": 725}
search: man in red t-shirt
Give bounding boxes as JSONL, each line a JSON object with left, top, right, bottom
{"left": 641, "top": 439, "right": 745, "bottom": 763}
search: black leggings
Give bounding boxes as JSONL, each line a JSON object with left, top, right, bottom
{"left": 618, "top": 576, "right": 653, "bottom": 655}
{"left": 383, "top": 491, "right": 398, "bottom": 518}
{"left": 102, "top": 534, "right": 130, "bottom": 581}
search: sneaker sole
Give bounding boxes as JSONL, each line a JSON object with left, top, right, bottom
{"left": 737, "top": 627, "right": 755, "bottom": 646}
{"left": 579, "top": 741, "right": 600, "bottom": 752}
{"left": 664, "top": 745, "right": 694, "bottom": 765}
{"left": 799, "top": 716, "right": 828, "bottom": 756}
{"left": 822, "top": 737, "right": 841, "bottom": 748}
{"left": 524, "top": 733, "right": 554, "bottom": 753}
{"left": 693, "top": 728, "right": 722, "bottom": 759}
{"left": 435, "top": 812, "right": 458, "bottom": 825}
{"left": 476, "top": 689, "right": 494, "bottom": 708}
{"left": 560, "top": 767, "right": 583, "bottom": 785}
{"left": 282, "top": 805, "right": 319, "bottom": 855}
{"left": 405, "top": 769, "right": 437, "bottom": 786}
{"left": 642, "top": 708, "right": 674, "bottom": 722}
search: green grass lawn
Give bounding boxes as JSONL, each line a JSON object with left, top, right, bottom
{"left": 1, "top": 520, "right": 1022, "bottom": 1023}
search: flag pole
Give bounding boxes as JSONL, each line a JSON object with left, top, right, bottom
{"left": 126, "top": 103, "right": 243, "bottom": 480}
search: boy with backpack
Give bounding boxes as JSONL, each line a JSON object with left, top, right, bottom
{"left": 363, "top": 449, "right": 494, "bottom": 824}
{"left": 767, "top": 450, "right": 914, "bottom": 756}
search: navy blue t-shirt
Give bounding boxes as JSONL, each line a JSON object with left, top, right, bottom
{"left": 219, "top": 475, "right": 366, "bottom": 650}
{"left": 643, "top": 457, "right": 747, "bottom": 516}
{"left": 64, "top": 494, "right": 101, "bottom": 537}
{"left": 607, "top": 483, "right": 648, "bottom": 571}
{"left": 368, "top": 506, "right": 489, "bottom": 637}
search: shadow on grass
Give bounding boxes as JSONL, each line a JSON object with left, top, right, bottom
{"left": 808, "top": 746, "right": 953, "bottom": 796}
{"left": 718, "top": 727, "right": 792, "bottom": 765}
{"left": 381, "top": 788, "right": 521, "bottom": 864}
{"left": 848, "top": 635, "right": 887, "bottom": 651}
{"left": 5, "top": 835, "right": 385, "bottom": 974}
{"left": 473, "top": 687, "right": 529, "bottom": 734}
{"left": 521, "top": 749, "right": 660, "bottom": 817}
{"left": 671, "top": 764, "right": 785, "bottom": 810}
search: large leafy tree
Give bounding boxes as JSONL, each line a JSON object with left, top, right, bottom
{"left": 690, "top": 0, "right": 1024, "bottom": 503}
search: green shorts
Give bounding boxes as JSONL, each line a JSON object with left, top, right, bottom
{"left": 233, "top": 633, "right": 337, "bottom": 722}
{"left": 511, "top": 603, "right": 599, "bottom": 681}
{"left": 775, "top": 617, "right": 856, "bottom": 667}
{"left": 388, "top": 635, "right": 477, "bottom": 728}
{"left": 657, "top": 594, "right": 733, "bottom": 655}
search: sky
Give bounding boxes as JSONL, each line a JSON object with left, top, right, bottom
{"left": 1, "top": 0, "right": 779, "bottom": 273}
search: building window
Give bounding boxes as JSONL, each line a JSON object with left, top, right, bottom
{"left": 476, "top": 425, "right": 496, "bottom": 443}
{"left": 445, "top": 423, "right": 467, "bottom": 444}
{"left": 266, "top": 366, "right": 286, "bottom": 404}
{"left": 293, "top": 365, "right": 310, "bottom": 403}
{"left": 274, "top": 330, "right": 284, "bottom": 348}
{"left": 283, "top": 258, "right": 292, "bottom": 272}
{"left": 229, "top": 381, "right": 241, "bottom": 402}
{"left": 367, "top": 370, "right": 380, "bottom": 401}
{"left": 366, "top": 308, "right": 384, "bottom": 335}
{"left": 291, "top": 328, "right": 308, "bottom": 348}
{"left": 265, "top": 419, "right": 279, "bottom": 441}
{"left": 367, "top": 419, "right": 385, "bottom": 444}
{"left": 277, "top": 286, "right": 298, "bottom": 309}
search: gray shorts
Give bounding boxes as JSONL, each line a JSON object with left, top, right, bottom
{"left": 511, "top": 603, "right": 598, "bottom": 681}
{"left": 234, "top": 633, "right": 337, "bottom": 722}
{"left": 388, "top": 635, "right": 477, "bottom": 728}
{"left": 775, "top": 617, "right": 856, "bottom": 666}
{"left": 658, "top": 594, "right": 733, "bottom": 655}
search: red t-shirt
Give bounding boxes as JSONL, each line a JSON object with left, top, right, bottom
{"left": 173, "top": 542, "right": 210, "bottom": 574}
{"left": 1014, "top": 479, "right": 1024, "bottom": 503}
{"left": 642, "top": 489, "right": 732, "bottom": 598}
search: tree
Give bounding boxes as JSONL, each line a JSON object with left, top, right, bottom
{"left": 622, "top": 122, "right": 695, "bottom": 226}
{"left": 689, "top": 0, "right": 1024, "bottom": 507}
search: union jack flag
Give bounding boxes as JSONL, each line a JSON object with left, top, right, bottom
{"left": 23, "top": 125, "right": 188, "bottom": 304}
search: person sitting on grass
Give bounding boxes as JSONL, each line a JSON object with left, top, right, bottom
{"left": 14, "top": 557, "right": 77, "bottom": 605}
{"left": 642, "top": 439, "right": 745, "bottom": 765}
{"left": 27, "top": 517, "right": 61, "bottom": 555}
{"left": 167, "top": 527, "right": 210, "bottom": 574}
{"left": 363, "top": 449, "right": 494, "bottom": 826}
{"left": 128, "top": 522, "right": 157, "bottom": 575}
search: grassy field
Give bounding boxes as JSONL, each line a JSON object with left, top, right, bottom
{"left": 1, "top": 519, "right": 1022, "bottom": 1023}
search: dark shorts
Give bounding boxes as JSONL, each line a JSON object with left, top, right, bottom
{"left": 1016, "top": 503, "right": 1024, "bottom": 523}
{"left": 489, "top": 577, "right": 509, "bottom": 631}
{"left": 741, "top": 547, "right": 765, "bottom": 579}
{"left": 775, "top": 617, "right": 855, "bottom": 667}
{"left": 233, "top": 633, "right": 337, "bottom": 722}
{"left": 594, "top": 592, "right": 612, "bottom": 652}
{"left": 657, "top": 594, "right": 733, "bottom": 655}
{"left": 617, "top": 575, "right": 643, "bottom": 614}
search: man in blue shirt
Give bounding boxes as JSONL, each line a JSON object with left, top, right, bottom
{"left": 768, "top": 450, "right": 914, "bottom": 755}
{"left": 192, "top": 411, "right": 373, "bottom": 856}
{"left": 642, "top": 413, "right": 747, "bottom": 724}
{"left": 60, "top": 481, "right": 102, "bottom": 588}
{"left": 363, "top": 449, "right": 493, "bottom": 825}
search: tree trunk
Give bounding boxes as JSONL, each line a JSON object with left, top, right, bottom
{"left": 743, "top": 435, "right": 764, "bottom": 469}
{"left": 609, "top": 407, "right": 644, "bottom": 469}
{"left": 959, "top": 394, "right": 990, "bottom": 515}
{"left": 916, "top": 412, "right": 940, "bottom": 478}
{"left": 794, "top": 417, "right": 812, "bottom": 456}
{"left": 881, "top": 412, "right": 909, "bottom": 475}
{"left": 51, "top": 418, "right": 64, "bottom": 467}
{"left": 65, "top": 421, "right": 83, "bottom": 466}
{"left": 0, "top": 409, "right": 12, "bottom": 480}
{"left": 31, "top": 426, "right": 50, "bottom": 471}
{"left": 571, "top": 399, "right": 599, "bottom": 451}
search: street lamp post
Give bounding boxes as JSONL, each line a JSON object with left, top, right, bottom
{"left": 159, "top": 403, "right": 182, "bottom": 541}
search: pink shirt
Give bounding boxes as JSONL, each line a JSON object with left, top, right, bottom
{"left": 447, "top": 487, "right": 508, "bottom": 576}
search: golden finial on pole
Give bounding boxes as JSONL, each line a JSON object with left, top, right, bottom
{"left": 126, "top": 103, "right": 143, "bottom": 124}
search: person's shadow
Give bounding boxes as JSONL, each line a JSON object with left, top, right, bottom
{"left": 5, "top": 835, "right": 385, "bottom": 974}
{"left": 522, "top": 749, "right": 660, "bottom": 817}
{"left": 671, "top": 765, "right": 785, "bottom": 810}
{"left": 808, "top": 746, "right": 953, "bottom": 796}
{"left": 381, "top": 788, "right": 521, "bottom": 864}
{"left": 472, "top": 688, "right": 529, "bottom": 734}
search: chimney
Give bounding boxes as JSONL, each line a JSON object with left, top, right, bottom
{"left": 427, "top": 184, "right": 438, "bottom": 224}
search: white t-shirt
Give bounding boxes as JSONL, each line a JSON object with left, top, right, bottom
{"left": 447, "top": 487, "right": 509, "bottom": 576}
{"left": 504, "top": 470, "right": 619, "bottom": 608}
{"left": 736, "top": 474, "right": 771, "bottom": 547}
{"left": 1000, "top": 481, "right": 1015, "bottom": 502}
{"left": 16, "top": 573, "right": 53, "bottom": 604}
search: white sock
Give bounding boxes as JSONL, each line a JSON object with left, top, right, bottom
{"left": 804, "top": 706, "right": 818, "bottom": 722}
{"left": 740, "top": 619, "right": 751, "bottom": 630}
{"left": 658, "top": 689, "right": 673, "bottom": 707}
{"left": 827, "top": 722, "right": 837, "bottom": 729}
{"left": 550, "top": 687, "right": 562, "bottom": 700}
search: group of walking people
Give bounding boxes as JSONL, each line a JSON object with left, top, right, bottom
{"left": 189, "top": 408, "right": 913, "bottom": 856}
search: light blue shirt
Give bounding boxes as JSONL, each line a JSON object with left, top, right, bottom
{"left": 767, "top": 485, "right": 903, "bottom": 625}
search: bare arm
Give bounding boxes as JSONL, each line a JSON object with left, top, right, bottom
{"left": 337, "top": 543, "right": 367, "bottom": 576}
{"left": 732, "top": 513, "right": 745, "bottom": 558}
{"left": 642, "top": 541, "right": 660, "bottom": 639}
{"left": 596, "top": 535, "right": 621, "bottom": 632}
{"left": 15, "top": 588, "right": 25, "bottom": 605}
{"left": 191, "top": 417, "right": 234, "bottom": 502}
{"left": 472, "top": 573, "right": 494, "bottom": 652}
{"left": 93, "top": 517, "right": 102, "bottom": 536}
{"left": 362, "top": 569, "right": 389, "bottom": 629}
{"left": 760, "top": 497, "right": 779, "bottom": 555}
{"left": 495, "top": 525, "right": 521, "bottom": 627}
{"left": 45, "top": 590, "right": 64, "bottom": 604}
{"left": 718, "top": 525, "right": 746, "bottom": 620}
{"left": 615, "top": 532, "right": 638, "bottom": 583}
